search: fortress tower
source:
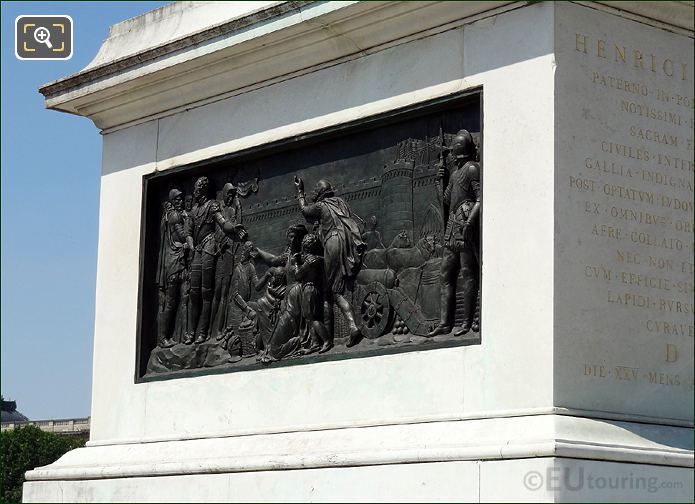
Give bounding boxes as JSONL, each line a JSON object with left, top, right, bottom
{"left": 380, "top": 161, "right": 414, "bottom": 245}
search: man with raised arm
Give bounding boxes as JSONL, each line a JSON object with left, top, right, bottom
{"left": 294, "top": 177, "right": 366, "bottom": 347}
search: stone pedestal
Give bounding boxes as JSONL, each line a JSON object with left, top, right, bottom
{"left": 26, "top": 2, "right": 693, "bottom": 502}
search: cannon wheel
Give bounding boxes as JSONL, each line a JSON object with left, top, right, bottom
{"left": 358, "top": 282, "right": 392, "bottom": 339}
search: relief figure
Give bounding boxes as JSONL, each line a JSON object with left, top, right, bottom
{"left": 156, "top": 189, "right": 193, "bottom": 348}
{"left": 251, "top": 224, "right": 309, "bottom": 362}
{"left": 186, "top": 176, "right": 248, "bottom": 345}
{"left": 211, "top": 182, "right": 244, "bottom": 341}
{"left": 293, "top": 233, "right": 332, "bottom": 355}
{"left": 224, "top": 241, "right": 259, "bottom": 336}
{"left": 234, "top": 265, "right": 286, "bottom": 361}
{"left": 427, "top": 130, "right": 481, "bottom": 337}
{"left": 294, "top": 177, "right": 366, "bottom": 347}
{"left": 363, "top": 215, "right": 385, "bottom": 250}
{"left": 170, "top": 194, "right": 194, "bottom": 342}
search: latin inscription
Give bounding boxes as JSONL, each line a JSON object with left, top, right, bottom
{"left": 582, "top": 361, "right": 695, "bottom": 390}
{"left": 570, "top": 31, "right": 693, "bottom": 392}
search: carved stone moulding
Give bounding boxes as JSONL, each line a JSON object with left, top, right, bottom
{"left": 137, "top": 90, "right": 483, "bottom": 381}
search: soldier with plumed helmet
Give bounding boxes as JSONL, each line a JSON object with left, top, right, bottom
{"left": 186, "top": 176, "right": 248, "bottom": 345}
{"left": 427, "top": 129, "right": 481, "bottom": 337}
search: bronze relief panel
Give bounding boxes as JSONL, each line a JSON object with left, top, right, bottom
{"left": 137, "top": 92, "right": 482, "bottom": 380}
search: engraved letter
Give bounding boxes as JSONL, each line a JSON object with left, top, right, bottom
{"left": 663, "top": 59, "right": 674, "bottom": 77}
{"left": 597, "top": 39, "right": 606, "bottom": 59}
{"left": 614, "top": 44, "right": 626, "bottom": 63}
{"left": 576, "top": 33, "right": 588, "bottom": 54}
{"left": 666, "top": 344, "right": 678, "bottom": 363}
{"left": 633, "top": 50, "right": 644, "bottom": 69}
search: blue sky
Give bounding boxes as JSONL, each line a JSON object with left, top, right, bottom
{"left": 1, "top": 1, "right": 168, "bottom": 420}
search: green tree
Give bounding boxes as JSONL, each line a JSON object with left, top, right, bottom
{"left": 1, "top": 425, "right": 86, "bottom": 503}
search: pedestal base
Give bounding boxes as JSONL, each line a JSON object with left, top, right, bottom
{"left": 22, "top": 458, "right": 694, "bottom": 503}
{"left": 23, "top": 414, "right": 693, "bottom": 502}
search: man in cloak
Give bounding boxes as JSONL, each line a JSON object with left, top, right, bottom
{"left": 294, "top": 176, "right": 366, "bottom": 347}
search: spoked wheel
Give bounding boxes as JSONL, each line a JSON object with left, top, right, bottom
{"left": 358, "top": 282, "right": 392, "bottom": 339}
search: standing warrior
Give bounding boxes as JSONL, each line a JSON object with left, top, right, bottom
{"left": 293, "top": 177, "right": 366, "bottom": 347}
{"left": 210, "top": 182, "right": 244, "bottom": 340}
{"left": 171, "top": 194, "right": 194, "bottom": 342}
{"left": 156, "top": 189, "right": 193, "bottom": 348}
{"left": 186, "top": 176, "right": 248, "bottom": 345}
{"left": 427, "top": 130, "right": 481, "bottom": 337}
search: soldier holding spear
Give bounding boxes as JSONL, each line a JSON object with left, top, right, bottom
{"left": 427, "top": 129, "right": 481, "bottom": 337}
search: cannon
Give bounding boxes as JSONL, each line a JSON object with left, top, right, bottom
{"left": 354, "top": 256, "right": 442, "bottom": 339}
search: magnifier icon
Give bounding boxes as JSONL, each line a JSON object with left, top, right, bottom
{"left": 34, "top": 26, "right": 53, "bottom": 49}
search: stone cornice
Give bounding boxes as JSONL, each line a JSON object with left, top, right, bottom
{"left": 39, "top": 1, "right": 310, "bottom": 98}
{"left": 37, "top": 1, "right": 518, "bottom": 130}
{"left": 38, "top": 1, "right": 694, "bottom": 131}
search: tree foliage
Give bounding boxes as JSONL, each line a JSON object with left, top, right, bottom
{"left": 1, "top": 425, "right": 86, "bottom": 503}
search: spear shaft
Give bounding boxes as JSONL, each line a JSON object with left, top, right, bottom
{"left": 436, "top": 124, "right": 449, "bottom": 233}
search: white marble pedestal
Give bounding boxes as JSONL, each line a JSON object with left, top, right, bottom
{"left": 26, "top": 1, "right": 693, "bottom": 501}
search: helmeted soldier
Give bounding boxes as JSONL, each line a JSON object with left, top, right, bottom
{"left": 186, "top": 176, "right": 248, "bottom": 345}
{"left": 210, "top": 182, "right": 244, "bottom": 340}
{"left": 427, "top": 129, "right": 481, "bottom": 337}
{"left": 294, "top": 177, "right": 366, "bottom": 347}
{"left": 156, "top": 188, "right": 194, "bottom": 348}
